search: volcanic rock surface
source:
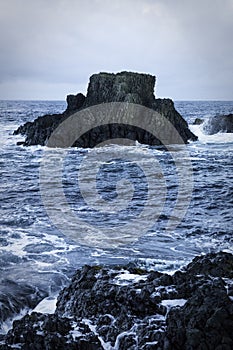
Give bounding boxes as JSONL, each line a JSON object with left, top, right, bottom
{"left": 1, "top": 252, "right": 233, "bottom": 350}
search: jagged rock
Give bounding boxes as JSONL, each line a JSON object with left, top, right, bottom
{"left": 166, "top": 279, "right": 233, "bottom": 350}
{"left": 203, "top": 114, "right": 233, "bottom": 134}
{"left": 66, "top": 93, "right": 86, "bottom": 113}
{"left": 1, "top": 313, "right": 102, "bottom": 350}
{"left": 183, "top": 251, "right": 233, "bottom": 278}
{"left": 14, "top": 71, "right": 197, "bottom": 147}
{"left": 14, "top": 113, "right": 63, "bottom": 146}
{"left": 1, "top": 252, "right": 232, "bottom": 349}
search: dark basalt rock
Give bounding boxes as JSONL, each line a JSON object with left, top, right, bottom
{"left": 14, "top": 113, "right": 64, "bottom": 146}
{"left": 83, "top": 71, "right": 156, "bottom": 108}
{"left": 166, "top": 279, "right": 233, "bottom": 350}
{"left": 14, "top": 71, "right": 197, "bottom": 147}
{"left": 193, "top": 117, "right": 204, "bottom": 125}
{"left": 1, "top": 313, "right": 102, "bottom": 350}
{"left": 66, "top": 92, "right": 86, "bottom": 113}
{"left": 203, "top": 114, "right": 233, "bottom": 134}
{"left": 1, "top": 252, "right": 233, "bottom": 350}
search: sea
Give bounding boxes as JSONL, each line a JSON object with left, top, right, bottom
{"left": 0, "top": 100, "right": 233, "bottom": 332}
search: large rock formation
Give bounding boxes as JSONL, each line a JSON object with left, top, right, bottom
{"left": 14, "top": 72, "right": 197, "bottom": 147}
{"left": 1, "top": 252, "right": 233, "bottom": 349}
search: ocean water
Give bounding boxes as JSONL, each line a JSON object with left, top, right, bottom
{"left": 0, "top": 100, "right": 233, "bottom": 330}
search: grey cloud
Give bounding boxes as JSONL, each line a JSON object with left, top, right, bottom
{"left": 0, "top": 0, "right": 232, "bottom": 99}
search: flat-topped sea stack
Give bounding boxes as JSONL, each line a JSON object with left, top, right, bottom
{"left": 14, "top": 72, "right": 197, "bottom": 147}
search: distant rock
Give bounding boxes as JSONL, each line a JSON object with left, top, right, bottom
{"left": 1, "top": 252, "right": 233, "bottom": 349}
{"left": 203, "top": 114, "right": 233, "bottom": 134}
{"left": 14, "top": 72, "right": 197, "bottom": 147}
{"left": 193, "top": 117, "right": 204, "bottom": 125}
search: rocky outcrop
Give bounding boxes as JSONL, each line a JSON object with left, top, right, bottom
{"left": 66, "top": 92, "right": 86, "bottom": 112}
{"left": 14, "top": 72, "right": 197, "bottom": 147}
{"left": 203, "top": 114, "right": 233, "bottom": 134}
{"left": 1, "top": 252, "right": 233, "bottom": 349}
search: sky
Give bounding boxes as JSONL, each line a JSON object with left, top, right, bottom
{"left": 0, "top": 0, "right": 233, "bottom": 100}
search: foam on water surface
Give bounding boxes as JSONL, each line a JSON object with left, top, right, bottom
{"left": 32, "top": 295, "right": 58, "bottom": 314}
{"left": 190, "top": 124, "right": 233, "bottom": 144}
{"left": 1, "top": 100, "right": 233, "bottom": 334}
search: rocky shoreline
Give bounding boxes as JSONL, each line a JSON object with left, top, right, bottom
{"left": 1, "top": 251, "right": 232, "bottom": 349}
{"left": 14, "top": 72, "right": 197, "bottom": 147}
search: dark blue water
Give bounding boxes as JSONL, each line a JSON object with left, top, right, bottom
{"left": 0, "top": 100, "right": 233, "bottom": 330}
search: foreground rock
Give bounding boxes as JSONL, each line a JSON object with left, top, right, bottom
{"left": 1, "top": 252, "right": 233, "bottom": 349}
{"left": 14, "top": 72, "right": 197, "bottom": 147}
{"left": 203, "top": 114, "right": 233, "bottom": 134}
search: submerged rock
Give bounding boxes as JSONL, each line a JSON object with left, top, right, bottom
{"left": 203, "top": 114, "right": 233, "bottom": 134}
{"left": 14, "top": 71, "right": 197, "bottom": 147}
{"left": 1, "top": 252, "right": 233, "bottom": 349}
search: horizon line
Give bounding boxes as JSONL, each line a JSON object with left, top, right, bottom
{"left": 1, "top": 98, "right": 233, "bottom": 102}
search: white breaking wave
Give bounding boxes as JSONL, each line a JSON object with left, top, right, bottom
{"left": 189, "top": 124, "right": 233, "bottom": 144}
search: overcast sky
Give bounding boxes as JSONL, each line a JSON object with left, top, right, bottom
{"left": 0, "top": 0, "right": 233, "bottom": 100}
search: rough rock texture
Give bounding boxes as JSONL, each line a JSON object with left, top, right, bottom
{"left": 1, "top": 314, "right": 102, "bottom": 350}
{"left": 83, "top": 72, "right": 156, "bottom": 107}
{"left": 1, "top": 252, "right": 233, "bottom": 349}
{"left": 14, "top": 72, "right": 197, "bottom": 147}
{"left": 203, "top": 114, "right": 233, "bottom": 134}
